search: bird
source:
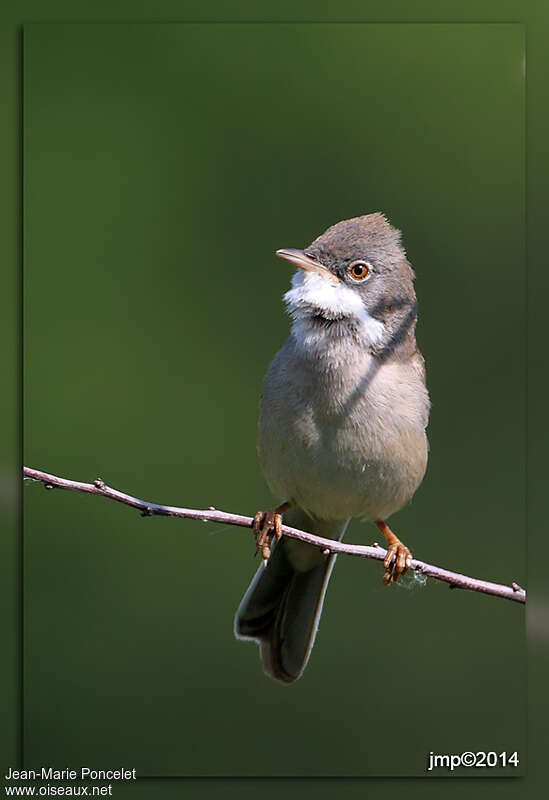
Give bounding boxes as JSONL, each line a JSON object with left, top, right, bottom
{"left": 234, "top": 213, "right": 430, "bottom": 684}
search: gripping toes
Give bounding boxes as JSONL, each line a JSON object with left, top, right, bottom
{"left": 383, "top": 542, "right": 412, "bottom": 585}
{"left": 375, "top": 519, "right": 412, "bottom": 585}
{"left": 253, "top": 509, "right": 283, "bottom": 565}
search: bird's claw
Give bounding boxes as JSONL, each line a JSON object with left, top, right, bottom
{"left": 382, "top": 541, "right": 412, "bottom": 585}
{"left": 375, "top": 519, "right": 412, "bottom": 586}
{"left": 253, "top": 509, "right": 283, "bottom": 564}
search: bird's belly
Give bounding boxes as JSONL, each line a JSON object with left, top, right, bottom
{"left": 261, "top": 420, "right": 426, "bottom": 521}
{"left": 258, "top": 360, "right": 429, "bottom": 522}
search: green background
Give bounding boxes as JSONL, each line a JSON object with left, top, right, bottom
{"left": 2, "top": 0, "right": 548, "bottom": 797}
{"left": 22, "top": 22, "right": 524, "bottom": 777}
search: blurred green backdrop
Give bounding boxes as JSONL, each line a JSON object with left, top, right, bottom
{"left": 24, "top": 23, "right": 524, "bottom": 776}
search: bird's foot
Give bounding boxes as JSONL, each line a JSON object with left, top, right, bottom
{"left": 382, "top": 540, "right": 412, "bottom": 585}
{"left": 375, "top": 519, "right": 412, "bottom": 585}
{"left": 253, "top": 501, "right": 292, "bottom": 565}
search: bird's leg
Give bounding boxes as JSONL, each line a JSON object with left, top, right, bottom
{"left": 253, "top": 501, "right": 293, "bottom": 566}
{"left": 375, "top": 519, "right": 412, "bottom": 585}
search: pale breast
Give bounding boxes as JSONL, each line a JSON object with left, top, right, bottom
{"left": 258, "top": 339, "right": 429, "bottom": 521}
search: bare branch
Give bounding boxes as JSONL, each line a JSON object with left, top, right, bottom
{"left": 23, "top": 466, "right": 526, "bottom": 605}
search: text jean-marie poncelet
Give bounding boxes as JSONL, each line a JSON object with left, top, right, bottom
{"left": 4, "top": 768, "right": 136, "bottom": 781}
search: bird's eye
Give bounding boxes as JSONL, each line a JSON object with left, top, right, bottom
{"left": 347, "top": 260, "right": 372, "bottom": 281}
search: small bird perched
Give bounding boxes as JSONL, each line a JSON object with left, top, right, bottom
{"left": 235, "top": 213, "right": 430, "bottom": 683}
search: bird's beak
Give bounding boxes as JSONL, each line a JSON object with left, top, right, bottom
{"left": 275, "top": 248, "right": 339, "bottom": 283}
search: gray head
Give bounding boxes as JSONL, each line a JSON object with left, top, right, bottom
{"left": 277, "top": 213, "right": 418, "bottom": 360}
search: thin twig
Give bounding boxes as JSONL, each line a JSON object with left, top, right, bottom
{"left": 23, "top": 466, "right": 526, "bottom": 605}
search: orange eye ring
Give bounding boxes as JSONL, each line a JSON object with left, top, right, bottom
{"left": 347, "top": 260, "right": 371, "bottom": 281}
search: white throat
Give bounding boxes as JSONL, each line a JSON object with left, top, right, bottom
{"left": 283, "top": 270, "right": 385, "bottom": 352}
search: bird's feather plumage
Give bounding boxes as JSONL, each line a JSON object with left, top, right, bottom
{"left": 235, "top": 213, "right": 430, "bottom": 682}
